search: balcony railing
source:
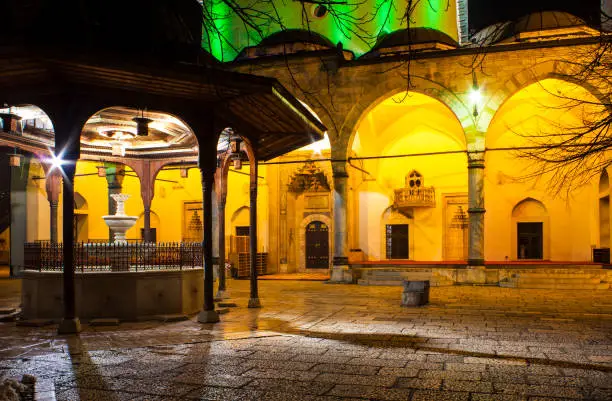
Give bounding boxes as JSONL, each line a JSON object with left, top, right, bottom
{"left": 393, "top": 187, "right": 436, "bottom": 208}
{"left": 24, "top": 241, "right": 203, "bottom": 272}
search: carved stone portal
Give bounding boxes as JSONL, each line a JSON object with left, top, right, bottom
{"left": 288, "top": 161, "right": 330, "bottom": 195}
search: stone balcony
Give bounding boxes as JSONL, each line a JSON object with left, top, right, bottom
{"left": 393, "top": 186, "right": 436, "bottom": 209}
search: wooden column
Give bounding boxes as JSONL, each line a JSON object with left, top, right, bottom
{"left": 53, "top": 106, "right": 86, "bottom": 335}
{"left": 45, "top": 171, "right": 61, "bottom": 244}
{"left": 217, "top": 193, "right": 228, "bottom": 297}
{"left": 215, "top": 155, "right": 230, "bottom": 299}
{"left": 245, "top": 140, "right": 260, "bottom": 308}
{"left": 197, "top": 157, "right": 220, "bottom": 323}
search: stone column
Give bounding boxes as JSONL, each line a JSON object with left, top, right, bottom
{"left": 58, "top": 160, "right": 81, "bottom": 334}
{"left": 464, "top": 152, "right": 487, "bottom": 284}
{"left": 197, "top": 164, "right": 220, "bottom": 323}
{"left": 330, "top": 161, "right": 351, "bottom": 283}
{"left": 467, "top": 152, "right": 485, "bottom": 265}
{"left": 248, "top": 159, "right": 261, "bottom": 308}
{"left": 46, "top": 171, "right": 61, "bottom": 244}
{"left": 105, "top": 163, "right": 125, "bottom": 242}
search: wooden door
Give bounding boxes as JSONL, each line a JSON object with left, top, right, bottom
{"left": 306, "top": 221, "right": 329, "bottom": 269}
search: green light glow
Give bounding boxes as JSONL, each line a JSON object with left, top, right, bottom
{"left": 203, "top": 0, "right": 459, "bottom": 61}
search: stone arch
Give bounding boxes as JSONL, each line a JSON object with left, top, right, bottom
{"left": 511, "top": 197, "right": 549, "bottom": 260}
{"left": 481, "top": 60, "right": 611, "bottom": 135}
{"left": 230, "top": 206, "right": 250, "bottom": 227}
{"left": 298, "top": 213, "right": 332, "bottom": 272}
{"left": 338, "top": 76, "right": 471, "bottom": 161}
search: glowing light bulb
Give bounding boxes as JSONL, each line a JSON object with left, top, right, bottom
{"left": 48, "top": 152, "right": 66, "bottom": 172}
{"left": 469, "top": 87, "right": 482, "bottom": 106}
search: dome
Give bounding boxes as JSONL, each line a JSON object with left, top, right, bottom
{"left": 374, "top": 28, "right": 458, "bottom": 49}
{"left": 363, "top": 28, "right": 457, "bottom": 58}
{"left": 258, "top": 30, "right": 335, "bottom": 48}
{"left": 472, "top": 11, "right": 598, "bottom": 45}
{"left": 515, "top": 11, "right": 586, "bottom": 33}
{"left": 236, "top": 29, "right": 338, "bottom": 60}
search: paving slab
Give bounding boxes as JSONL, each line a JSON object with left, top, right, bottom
{"left": 0, "top": 279, "right": 610, "bottom": 400}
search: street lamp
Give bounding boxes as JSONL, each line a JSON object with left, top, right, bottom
{"left": 469, "top": 72, "right": 482, "bottom": 118}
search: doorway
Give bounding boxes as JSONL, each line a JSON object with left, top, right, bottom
{"left": 305, "top": 221, "right": 329, "bottom": 269}
{"left": 517, "top": 222, "right": 543, "bottom": 259}
{"left": 386, "top": 224, "right": 409, "bottom": 259}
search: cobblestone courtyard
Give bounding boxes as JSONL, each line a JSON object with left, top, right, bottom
{"left": 0, "top": 279, "right": 611, "bottom": 400}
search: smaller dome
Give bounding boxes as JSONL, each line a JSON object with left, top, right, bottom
{"left": 363, "top": 28, "right": 457, "bottom": 58}
{"left": 236, "top": 30, "right": 338, "bottom": 60}
{"left": 374, "top": 28, "right": 458, "bottom": 50}
{"left": 515, "top": 11, "right": 585, "bottom": 33}
{"left": 472, "top": 11, "right": 598, "bottom": 45}
{"left": 258, "top": 30, "right": 335, "bottom": 48}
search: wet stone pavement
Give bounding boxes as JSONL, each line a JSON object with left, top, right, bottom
{"left": 0, "top": 279, "right": 611, "bottom": 400}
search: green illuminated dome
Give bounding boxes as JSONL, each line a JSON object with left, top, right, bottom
{"left": 203, "top": 0, "right": 460, "bottom": 61}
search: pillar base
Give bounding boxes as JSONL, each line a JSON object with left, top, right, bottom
{"left": 329, "top": 265, "right": 352, "bottom": 283}
{"left": 248, "top": 298, "right": 262, "bottom": 308}
{"left": 215, "top": 289, "right": 229, "bottom": 300}
{"left": 58, "top": 318, "right": 81, "bottom": 335}
{"left": 197, "top": 309, "right": 220, "bottom": 323}
{"left": 457, "top": 265, "right": 487, "bottom": 285}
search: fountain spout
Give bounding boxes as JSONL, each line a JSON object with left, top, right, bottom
{"left": 103, "top": 194, "right": 138, "bottom": 244}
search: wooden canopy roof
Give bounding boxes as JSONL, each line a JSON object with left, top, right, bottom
{"left": 0, "top": 48, "right": 326, "bottom": 161}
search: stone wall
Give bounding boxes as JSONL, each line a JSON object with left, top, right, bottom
{"left": 21, "top": 268, "right": 203, "bottom": 320}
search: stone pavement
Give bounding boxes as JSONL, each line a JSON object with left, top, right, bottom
{"left": 0, "top": 279, "right": 611, "bottom": 400}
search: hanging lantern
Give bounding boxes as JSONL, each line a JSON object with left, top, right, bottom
{"left": 180, "top": 167, "right": 188, "bottom": 178}
{"left": 233, "top": 157, "right": 242, "bottom": 170}
{"left": 0, "top": 113, "right": 22, "bottom": 133}
{"left": 8, "top": 153, "right": 22, "bottom": 167}
{"left": 133, "top": 116, "right": 152, "bottom": 136}
{"left": 97, "top": 165, "right": 106, "bottom": 177}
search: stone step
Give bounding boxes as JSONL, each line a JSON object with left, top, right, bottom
{"left": 501, "top": 279, "right": 610, "bottom": 290}
{"left": 358, "top": 278, "right": 453, "bottom": 287}
{"left": 511, "top": 273, "right": 606, "bottom": 279}
{"left": 514, "top": 277, "right": 604, "bottom": 284}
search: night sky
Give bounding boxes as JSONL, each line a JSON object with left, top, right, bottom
{"left": 468, "top": 0, "right": 601, "bottom": 32}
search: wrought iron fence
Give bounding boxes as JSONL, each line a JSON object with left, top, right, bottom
{"left": 24, "top": 241, "right": 203, "bottom": 272}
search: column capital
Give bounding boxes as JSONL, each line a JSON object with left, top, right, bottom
{"left": 467, "top": 151, "right": 485, "bottom": 168}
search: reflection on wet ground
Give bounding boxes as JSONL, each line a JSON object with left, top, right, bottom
{"left": 0, "top": 279, "right": 611, "bottom": 400}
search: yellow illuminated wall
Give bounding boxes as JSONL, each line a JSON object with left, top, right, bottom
{"left": 485, "top": 79, "right": 600, "bottom": 261}
{"left": 351, "top": 91, "right": 468, "bottom": 260}
{"left": 28, "top": 160, "right": 269, "bottom": 258}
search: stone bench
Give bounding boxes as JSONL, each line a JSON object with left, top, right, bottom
{"left": 401, "top": 272, "right": 432, "bottom": 307}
